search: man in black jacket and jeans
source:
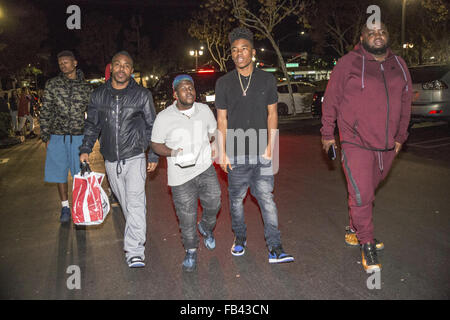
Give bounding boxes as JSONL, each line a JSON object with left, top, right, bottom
{"left": 79, "top": 51, "right": 159, "bottom": 268}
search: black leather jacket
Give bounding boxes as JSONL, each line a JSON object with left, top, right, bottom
{"left": 80, "top": 78, "right": 159, "bottom": 164}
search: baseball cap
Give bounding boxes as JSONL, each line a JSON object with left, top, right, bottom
{"left": 173, "top": 74, "right": 194, "bottom": 90}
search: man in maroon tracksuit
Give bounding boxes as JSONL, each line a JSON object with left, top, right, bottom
{"left": 321, "top": 22, "right": 412, "bottom": 273}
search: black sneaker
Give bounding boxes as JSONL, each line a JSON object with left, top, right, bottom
{"left": 345, "top": 226, "right": 384, "bottom": 250}
{"left": 60, "top": 207, "right": 71, "bottom": 223}
{"left": 231, "top": 237, "right": 247, "bottom": 256}
{"left": 268, "top": 245, "right": 294, "bottom": 264}
{"left": 361, "top": 242, "right": 381, "bottom": 273}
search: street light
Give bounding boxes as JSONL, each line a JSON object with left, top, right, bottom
{"left": 401, "top": 0, "right": 413, "bottom": 56}
{"left": 189, "top": 48, "right": 204, "bottom": 69}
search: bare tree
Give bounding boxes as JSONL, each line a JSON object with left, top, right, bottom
{"left": 406, "top": 0, "right": 449, "bottom": 65}
{"left": 189, "top": 7, "right": 233, "bottom": 71}
{"left": 76, "top": 13, "right": 122, "bottom": 73}
{"left": 308, "top": 0, "right": 370, "bottom": 58}
{"left": 228, "top": 0, "right": 312, "bottom": 115}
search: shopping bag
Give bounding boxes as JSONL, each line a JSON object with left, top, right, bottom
{"left": 72, "top": 162, "right": 110, "bottom": 225}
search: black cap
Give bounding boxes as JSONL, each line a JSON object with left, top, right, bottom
{"left": 57, "top": 50, "right": 75, "bottom": 59}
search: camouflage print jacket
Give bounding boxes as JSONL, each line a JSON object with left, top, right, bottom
{"left": 39, "top": 69, "right": 93, "bottom": 142}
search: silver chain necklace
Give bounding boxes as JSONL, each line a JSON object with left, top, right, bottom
{"left": 238, "top": 71, "right": 252, "bottom": 96}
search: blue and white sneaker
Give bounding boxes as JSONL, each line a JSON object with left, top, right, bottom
{"left": 60, "top": 207, "right": 71, "bottom": 223}
{"left": 231, "top": 237, "right": 247, "bottom": 256}
{"left": 198, "top": 222, "right": 215, "bottom": 250}
{"left": 182, "top": 249, "right": 197, "bottom": 272}
{"left": 127, "top": 256, "right": 145, "bottom": 268}
{"left": 268, "top": 246, "right": 294, "bottom": 264}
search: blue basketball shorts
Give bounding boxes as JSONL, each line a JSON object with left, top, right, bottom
{"left": 44, "top": 135, "right": 84, "bottom": 183}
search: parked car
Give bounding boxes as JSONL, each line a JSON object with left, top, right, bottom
{"left": 277, "top": 81, "right": 316, "bottom": 115}
{"left": 151, "top": 68, "right": 225, "bottom": 116}
{"left": 409, "top": 64, "right": 450, "bottom": 124}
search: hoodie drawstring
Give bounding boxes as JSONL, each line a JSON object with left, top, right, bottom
{"left": 377, "top": 151, "right": 384, "bottom": 173}
{"left": 116, "top": 159, "right": 126, "bottom": 177}
{"left": 361, "top": 55, "right": 409, "bottom": 92}
{"left": 361, "top": 55, "right": 366, "bottom": 89}
{"left": 394, "top": 56, "right": 409, "bottom": 92}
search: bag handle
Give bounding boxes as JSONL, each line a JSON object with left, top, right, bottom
{"left": 80, "top": 161, "right": 92, "bottom": 176}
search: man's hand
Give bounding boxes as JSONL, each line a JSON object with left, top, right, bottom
{"left": 322, "top": 138, "right": 336, "bottom": 153}
{"left": 220, "top": 154, "right": 232, "bottom": 173}
{"left": 171, "top": 148, "right": 183, "bottom": 157}
{"left": 262, "top": 145, "right": 272, "bottom": 160}
{"left": 147, "top": 162, "right": 158, "bottom": 173}
{"left": 394, "top": 142, "right": 402, "bottom": 154}
{"left": 80, "top": 153, "right": 89, "bottom": 164}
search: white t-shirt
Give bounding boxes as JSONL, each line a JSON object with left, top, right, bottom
{"left": 151, "top": 102, "right": 217, "bottom": 186}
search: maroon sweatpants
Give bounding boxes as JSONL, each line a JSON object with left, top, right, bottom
{"left": 341, "top": 144, "right": 397, "bottom": 244}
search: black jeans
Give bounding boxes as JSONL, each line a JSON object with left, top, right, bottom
{"left": 171, "top": 165, "right": 221, "bottom": 250}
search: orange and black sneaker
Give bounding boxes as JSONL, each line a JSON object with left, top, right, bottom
{"left": 345, "top": 226, "right": 384, "bottom": 250}
{"left": 361, "top": 242, "right": 381, "bottom": 273}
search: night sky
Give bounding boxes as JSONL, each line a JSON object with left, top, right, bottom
{"left": 1, "top": 0, "right": 206, "bottom": 77}
{"left": 1, "top": 0, "right": 316, "bottom": 81}
{"left": 35, "top": 0, "right": 204, "bottom": 54}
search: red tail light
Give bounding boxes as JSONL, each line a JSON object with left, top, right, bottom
{"left": 428, "top": 110, "right": 443, "bottom": 114}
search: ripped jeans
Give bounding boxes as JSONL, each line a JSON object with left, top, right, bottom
{"left": 227, "top": 155, "right": 281, "bottom": 250}
{"left": 171, "top": 165, "right": 221, "bottom": 250}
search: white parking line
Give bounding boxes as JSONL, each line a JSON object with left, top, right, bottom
{"left": 408, "top": 137, "right": 450, "bottom": 149}
{"left": 412, "top": 121, "right": 447, "bottom": 129}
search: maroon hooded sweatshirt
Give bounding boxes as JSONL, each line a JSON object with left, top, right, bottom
{"left": 321, "top": 44, "right": 412, "bottom": 151}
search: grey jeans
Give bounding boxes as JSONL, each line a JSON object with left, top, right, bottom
{"left": 171, "top": 165, "right": 221, "bottom": 250}
{"left": 105, "top": 154, "right": 147, "bottom": 261}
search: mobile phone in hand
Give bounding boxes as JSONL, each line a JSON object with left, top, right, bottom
{"left": 328, "top": 144, "right": 336, "bottom": 160}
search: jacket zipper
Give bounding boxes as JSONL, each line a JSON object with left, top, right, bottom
{"left": 380, "top": 63, "right": 390, "bottom": 150}
{"left": 115, "top": 95, "right": 120, "bottom": 162}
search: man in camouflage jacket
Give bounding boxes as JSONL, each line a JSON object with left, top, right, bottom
{"left": 39, "top": 50, "right": 93, "bottom": 223}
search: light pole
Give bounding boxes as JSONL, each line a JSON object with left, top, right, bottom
{"left": 401, "top": 0, "right": 407, "bottom": 56}
{"left": 189, "top": 47, "right": 204, "bottom": 69}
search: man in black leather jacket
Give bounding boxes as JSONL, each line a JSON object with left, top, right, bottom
{"left": 79, "top": 51, "right": 158, "bottom": 268}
